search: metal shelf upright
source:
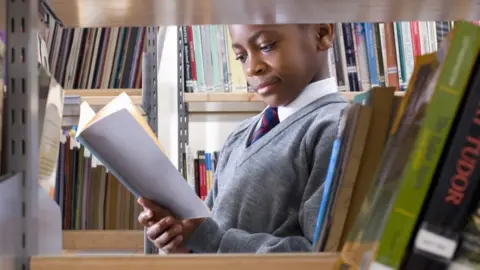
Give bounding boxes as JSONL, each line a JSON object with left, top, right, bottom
{"left": 177, "top": 26, "right": 189, "bottom": 176}
{"left": 1, "top": 0, "right": 40, "bottom": 269}
{"left": 141, "top": 25, "right": 159, "bottom": 254}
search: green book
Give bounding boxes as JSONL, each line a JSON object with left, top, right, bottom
{"left": 372, "top": 20, "right": 480, "bottom": 270}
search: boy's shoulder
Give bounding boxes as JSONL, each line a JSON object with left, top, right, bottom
{"left": 300, "top": 92, "right": 349, "bottom": 145}
{"left": 302, "top": 92, "right": 349, "bottom": 126}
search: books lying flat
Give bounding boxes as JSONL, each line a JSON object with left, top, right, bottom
{"left": 75, "top": 92, "right": 211, "bottom": 219}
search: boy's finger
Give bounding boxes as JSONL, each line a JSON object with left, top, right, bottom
{"left": 146, "top": 217, "right": 175, "bottom": 240}
{"left": 160, "top": 234, "right": 183, "bottom": 253}
{"left": 137, "top": 210, "right": 154, "bottom": 226}
{"left": 137, "top": 197, "right": 159, "bottom": 210}
{"left": 138, "top": 197, "right": 174, "bottom": 218}
{"left": 154, "top": 223, "right": 182, "bottom": 247}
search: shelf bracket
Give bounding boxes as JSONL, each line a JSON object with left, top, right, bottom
{"left": 1, "top": 1, "right": 41, "bottom": 269}
{"left": 142, "top": 25, "right": 159, "bottom": 255}
{"left": 177, "top": 26, "right": 189, "bottom": 176}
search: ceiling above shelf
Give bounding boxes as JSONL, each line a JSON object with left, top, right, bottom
{"left": 45, "top": 0, "right": 480, "bottom": 28}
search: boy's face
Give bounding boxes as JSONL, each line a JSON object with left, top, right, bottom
{"left": 229, "top": 24, "right": 334, "bottom": 107}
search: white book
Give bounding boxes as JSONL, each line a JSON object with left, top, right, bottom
{"left": 76, "top": 92, "right": 211, "bottom": 219}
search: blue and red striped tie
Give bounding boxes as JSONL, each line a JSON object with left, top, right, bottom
{"left": 249, "top": 107, "right": 279, "bottom": 146}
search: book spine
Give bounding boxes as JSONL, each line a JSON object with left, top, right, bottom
{"left": 364, "top": 22, "right": 380, "bottom": 87}
{"left": 197, "top": 151, "right": 207, "bottom": 200}
{"left": 371, "top": 21, "right": 480, "bottom": 270}
{"left": 402, "top": 82, "right": 480, "bottom": 269}
{"left": 384, "top": 22, "right": 399, "bottom": 89}
{"left": 332, "top": 24, "right": 347, "bottom": 91}
{"left": 182, "top": 26, "right": 193, "bottom": 93}
{"left": 342, "top": 23, "right": 361, "bottom": 92}
{"left": 186, "top": 26, "right": 197, "bottom": 91}
{"left": 448, "top": 200, "right": 480, "bottom": 269}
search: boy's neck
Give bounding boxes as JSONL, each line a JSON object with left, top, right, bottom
{"left": 309, "top": 66, "right": 331, "bottom": 85}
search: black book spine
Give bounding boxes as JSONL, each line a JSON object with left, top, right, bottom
{"left": 402, "top": 65, "right": 480, "bottom": 269}
{"left": 341, "top": 23, "right": 360, "bottom": 92}
{"left": 182, "top": 25, "right": 193, "bottom": 93}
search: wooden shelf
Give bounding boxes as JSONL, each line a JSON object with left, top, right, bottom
{"left": 31, "top": 253, "right": 338, "bottom": 270}
{"left": 64, "top": 89, "right": 142, "bottom": 106}
{"left": 64, "top": 89, "right": 142, "bottom": 97}
{"left": 62, "top": 230, "right": 144, "bottom": 252}
{"left": 45, "top": 0, "right": 480, "bottom": 28}
{"left": 185, "top": 92, "right": 263, "bottom": 103}
{"left": 62, "top": 88, "right": 144, "bottom": 126}
{"left": 184, "top": 91, "right": 405, "bottom": 104}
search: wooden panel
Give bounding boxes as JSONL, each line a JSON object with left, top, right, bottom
{"left": 185, "top": 92, "right": 263, "bottom": 102}
{"left": 31, "top": 253, "right": 339, "bottom": 270}
{"left": 184, "top": 91, "right": 405, "bottom": 103}
{"left": 46, "top": 0, "right": 480, "bottom": 27}
{"left": 64, "top": 89, "right": 142, "bottom": 97}
{"left": 62, "top": 230, "right": 144, "bottom": 251}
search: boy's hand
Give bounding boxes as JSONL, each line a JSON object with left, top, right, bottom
{"left": 147, "top": 216, "right": 206, "bottom": 254}
{"left": 137, "top": 197, "right": 174, "bottom": 226}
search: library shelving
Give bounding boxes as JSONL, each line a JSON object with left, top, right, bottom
{"left": 183, "top": 91, "right": 405, "bottom": 103}
{"left": 183, "top": 91, "right": 406, "bottom": 113}
{"left": 2, "top": 1, "right": 480, "bottom": 270}
{"left": 62, "top": 230, "right": 144, "bottom": 253}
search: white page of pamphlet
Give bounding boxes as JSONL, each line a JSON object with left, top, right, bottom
{"left": 77, "top": 108, "right": 211, "bottom": 219}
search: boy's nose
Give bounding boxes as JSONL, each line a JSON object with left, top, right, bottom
{"left": 246, "top": 59, "right": 267, "bottom": 76}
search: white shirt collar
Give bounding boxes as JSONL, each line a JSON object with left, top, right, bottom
{"left": 277, "top": 77, "right": 338, "bottom": 122}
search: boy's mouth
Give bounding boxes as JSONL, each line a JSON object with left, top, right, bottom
{"left": 252, "top": 78, "right": 280, "bottom": 94}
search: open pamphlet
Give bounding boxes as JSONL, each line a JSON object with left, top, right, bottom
{"left": 75, "top": 92, "right": 211, "bottom": 219}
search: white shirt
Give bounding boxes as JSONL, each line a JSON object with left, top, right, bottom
{"left": 256, "top": 77, "right": 338, "bottom": 127}
{"left": 250, "top": 77, "right": 338, "bottom": 140}
{"left": 277, "top": 77, "right": 339, "bottom": 122}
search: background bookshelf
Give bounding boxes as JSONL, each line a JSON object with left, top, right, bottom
{"left": 2, "top": 0, "right": 480, "bottom": 270}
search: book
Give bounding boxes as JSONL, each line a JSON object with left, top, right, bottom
{"left": 403, "top": 58, "right": 480, "bottom": 269}
{"left": 371, "top": 21, "right": 480, "bottom": 270}
{"left": 448, "top": 199, "right": 480, "bottom": 270}
{"left": 75, "top": 92, "right": 211, "bottom": 219}
{"left": 38, "top": 65, "right": 65, "bottom": 199}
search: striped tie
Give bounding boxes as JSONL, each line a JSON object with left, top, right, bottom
{"left": 249, "top": 107, "right": 279, "bottom": 146}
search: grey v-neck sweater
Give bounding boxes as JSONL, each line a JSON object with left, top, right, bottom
{"left": 186, "top": 92, "right": 349, "bottom": 253}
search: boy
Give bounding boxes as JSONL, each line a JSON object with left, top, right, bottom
{"left": 138, "top": 23, "right": 349, "bottom": 254}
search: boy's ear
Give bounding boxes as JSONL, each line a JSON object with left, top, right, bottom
{"left": 315, "top": 24, "right": 334, "bottom": 51}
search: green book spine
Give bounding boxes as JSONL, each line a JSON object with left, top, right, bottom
{"left": 372, "top": 21, "right": 480, "bottom": 269}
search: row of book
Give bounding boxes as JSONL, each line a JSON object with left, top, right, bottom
{"left": 53, "top": 130, "right": 222, "bottom": 229}
{"left": 42, "top": 19, "right": 147, "bottom": 89}
{"left": 327, "top": 21, "right": 480, "bottom": 270}
{"left": 54, "top": 130, "right": 142, "bottom": 230}
{"left": 180, "top": 21, "right": 474, "bottom": 94}
{"left": 182, "top": 148, "right": 220, "bottom": 201}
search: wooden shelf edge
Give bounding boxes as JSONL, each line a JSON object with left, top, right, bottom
{"left": 184, "top": 91, "right": 405, "bottom": 103}
{"left": 185, "top": 92, "right": 263, "bottom": 102}
{"left": 64, "top": 89, "right": 142, "bottom": 97}
{"left": 72, "top": 96, "right": 143, "bottom": 106}
{"left": 62, "top": 230, "right": 144, "bottom": 251}
{"left": 31, "top": 253, "right": 339, "bottom": 270}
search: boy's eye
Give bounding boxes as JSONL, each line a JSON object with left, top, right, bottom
{"left": 259, "top": 42, "right": 276, "bottom": 52}
{"left": 235, "top": 54, "right": 247, "bottom": 63}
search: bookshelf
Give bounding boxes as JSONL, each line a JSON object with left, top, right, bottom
{"left": 184, "top": 91, "right": 405, "bottom": 103}
{"left": 64, "top": 89, "right": 142, "bottom": 107}
{"left": 3, "top": 1, "right": 480, "bottom": 270}
{"left": 30, "top": 253, "right": 339, "bottom": 270}
{"left": 44, "top": 0, "right": 478, "bottom": 27}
